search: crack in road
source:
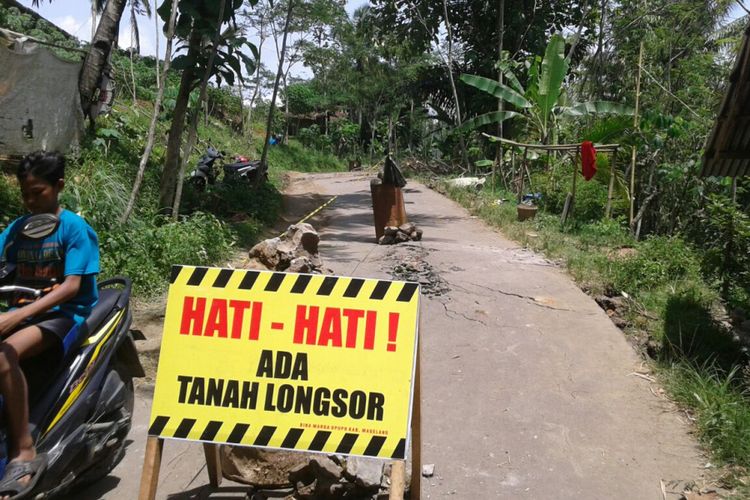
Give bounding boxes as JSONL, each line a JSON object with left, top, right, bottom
{"left": 438, "top": 299, "right": 489, "bottom": 326}
{"left": 460, "top": 280, "right": 573, "bottom": 312}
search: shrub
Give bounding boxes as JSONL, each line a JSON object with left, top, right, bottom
{"left": 207, "top": 84, "right": 243, "bottom": 121}
{"left": 577, "top": 218, "right": 632, "bottom": 247}
{"left": 60, "top": 160, "right": 131, "bottom": 231}
{"left": 266, "top": 139, "right": 345, "bottom": 172}
{"left": 101, "top": 212, "right": 234, "bottom": 296}
{"left": 0, "top": 175, "right": 22, "bottom": 226}
{"left": 298, "top": 124, "right": 332, "bottom": 152}
{"left": 182, "top": 180, "right": 283, "bottom": 227}
{"left": 534, "top": 154, "right": 617, "bottom": 223}
{"left": 329, "top": 119, "right": 361, "bottom": 157}
{"left": 691, "top": 193, "right": 750, "bottom": 307}
{"left": 608, "top": 235, "right": 702, "bottom": 293}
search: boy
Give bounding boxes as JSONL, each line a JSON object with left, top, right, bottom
{"left": 0, "top": 151, "right": 99, "bottom": 499}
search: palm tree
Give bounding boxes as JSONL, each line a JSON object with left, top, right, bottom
{"left": 129, "top": 0, "right": 152, "bottom": 55}
{"left": 33, "top": 0, "right": 128, "bottom": 122}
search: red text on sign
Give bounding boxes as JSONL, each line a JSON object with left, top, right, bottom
{"left": 179, "top": 296, "right": 263, "bottom": 339}
{"left": 293, "top": 305, "right": 380, "bottom": 350}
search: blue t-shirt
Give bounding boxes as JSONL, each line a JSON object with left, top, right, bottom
{"left": 0, "top": 209, "right": 99, "bottom": 324}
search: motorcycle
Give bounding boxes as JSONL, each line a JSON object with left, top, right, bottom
{"left": 222, "top": 155, "right": 266, "bottom": 184}
{"left": 0, "top": 213, "right": 144, "bottom": 498}
{"left": 188, "top": 146, "right": 224, "bottom": 191}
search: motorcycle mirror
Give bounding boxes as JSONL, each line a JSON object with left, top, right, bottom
{"left": 20, "top": 213, "right": 60, "bottom": 240}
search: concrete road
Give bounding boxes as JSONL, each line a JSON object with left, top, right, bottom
{"left": 70, "top": 172, "right": 704, "bottom": 499}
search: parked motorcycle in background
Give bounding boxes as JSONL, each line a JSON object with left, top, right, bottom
{"left": 188, "top": 146, "right": 268, "bottom": 190}
{"left": 222, "top": 155, "right": 266, "bottom": 184}
{"left": 188, "top": 146, "right": 223, "bottom": 191}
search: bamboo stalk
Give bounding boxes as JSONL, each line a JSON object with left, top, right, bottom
{"left": 482, "top": 134, "right": 619, "bottom": 151}
{"left": 518, "top": 147, "right": 529, "bottom": 202}
{"left": 629, "top": 42, "right": 644, "bottom": 227}
{"left": 605, "top": 151, "right": 616, "bottom": 218}
{"left": 571, "top": 147, "right": 580, "bottom": 221}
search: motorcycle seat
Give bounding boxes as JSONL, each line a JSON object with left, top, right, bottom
{"left": 81, "top": 288, "right": 121, "bottom": 339}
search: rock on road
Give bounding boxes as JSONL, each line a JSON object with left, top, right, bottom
{"left": 73, "top": 172, "right": 703, "bottom": 499}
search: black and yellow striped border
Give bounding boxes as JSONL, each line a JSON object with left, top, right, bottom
{"left": 159, "top": 265, "right": 418, "bottom": 458}
{"left": 149, "top": 415, "right": 406, "bottom": 459}
{"left": 170, "top": 265, "right": 420, "bottom": 304}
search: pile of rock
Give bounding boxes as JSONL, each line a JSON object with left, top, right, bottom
{"left": 248, "top": 223, "right": 330, "bottom": 274}
{"left": 221, "top": 447, "right": 400, "bottom": 499}
{"left": 378, "top": 222, "right": 423, "bottom": 245}
{"left": 594, "top": 294, "right": 629, "bottom": 330}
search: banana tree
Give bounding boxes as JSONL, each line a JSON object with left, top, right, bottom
{"left": 460, "top": 34, "right": 632, "bottom": 143}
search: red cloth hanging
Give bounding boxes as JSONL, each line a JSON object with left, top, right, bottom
{"left": 581, "top": 141, "right": 597, "bottom": 181}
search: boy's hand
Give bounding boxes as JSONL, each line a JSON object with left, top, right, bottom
{"left": 0, "top": 310, "right": 23, "bottom": 336}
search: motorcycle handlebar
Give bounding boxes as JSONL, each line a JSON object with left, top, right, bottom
{"left": 0, "top": 285, "right": 42, "bottom": 297}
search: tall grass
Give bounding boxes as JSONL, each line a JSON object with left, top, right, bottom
{"left": 662, "top": 361, "right": 750, "bottom": 469}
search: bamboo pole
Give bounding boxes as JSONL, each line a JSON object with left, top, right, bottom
{"left": 605, "top": 151, "right": 616, "bottom": 218}
{"left": 721, "top": 178, "right": 739, "bottom": 301}
{"left": 518, "top": 147, "right": 529, "bottom": 202}
{"left": 482, "top": 134, "right": 619, "bottom": 152}
{"left": 629, "top": 42, "right": 644, "bottom": 227}
{"left": 570, "top": 147, "right": 580, "bottom": 221}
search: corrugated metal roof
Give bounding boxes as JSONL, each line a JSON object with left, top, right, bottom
{"left": 702, "top": 24, "right": 750, "bottom": 177}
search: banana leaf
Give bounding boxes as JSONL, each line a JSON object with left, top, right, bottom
{"left": 460, "top": 74, "right": 531, "bottom": 109}
{"left": 458, "top": 111, "right": 521, "bottom": 132}
{"left": 497, "top": 62, "right": 525, "bottom": 95}
{"left": 538, "top": 34, "right": 569, "bottom": 123}
{"left": 560, "top": 101, "right": 634, "bottom": 117}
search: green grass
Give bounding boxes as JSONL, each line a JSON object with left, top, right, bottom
{"left": 661, "top": 361, "right": 750, "bottom": 470}
{"left": 437, "top": 179, "right": 750, "bottom": 486}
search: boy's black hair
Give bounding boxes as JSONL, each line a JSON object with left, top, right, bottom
{"left": 17, "top": 151, "right": 65, "bottom": 185}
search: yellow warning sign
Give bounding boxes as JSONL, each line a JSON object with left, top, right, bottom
{"left": 148, "top": 266, "right": 420, "bottom": 459}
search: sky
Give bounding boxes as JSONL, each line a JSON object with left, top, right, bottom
{"left": 18, "top": 0, "right": 369, "bottom": 80}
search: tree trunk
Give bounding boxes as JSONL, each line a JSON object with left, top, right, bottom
{"left": 155, "top": 1, "right": 160, "bottom": 89}
{"left": 131, "top": 2, "right": 141, "bottom": 55}
{"left": 408, "top": 98, "right": 414, "bottom": 154}
{"left": 158, "top": 29, "right": 201, "bottom": 211}
{"left": 284, "top": 74, "right": 290, "bottom": 143}
{"left": 387, "top": 113, "right": 393, "bottom": 153}
{"left": 260, "top": 0, "right": 294, "bottom": 173}
{"left": 441, "top": 0, "right": 469, "bottom": 171}
{"left": 121, "top": 0, "right": 180, "bottom": 224}
{"left": 129, "top": 7, "right": 137, "bottom": 102}
{"left": 172, "top": 0, "right": 228, "bottom": 219}
{"left": 370, "top": 118, "right": 376, "bottom": 162}
{"left": 79, "top": 0, "right": 127, "bottom": 122}
{"left": 91, "top": 2, "right": 97, "bottom": 41}
{"left": 494, "top": 0, "right": 505, "bottom": 190}
{"left": 238, "top": 83, "right": 245, "bottom": 134}
{"left": 246, "top": 14, "right": 266, "bottom": 134}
